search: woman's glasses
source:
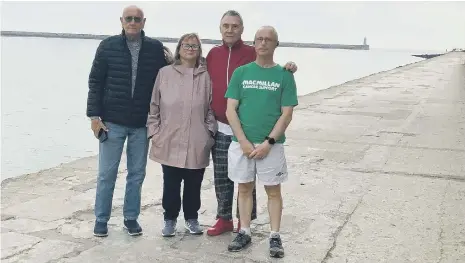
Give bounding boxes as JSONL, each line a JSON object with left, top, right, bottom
{"left": 181, "top": 44, "right": 200, "bottom": 51}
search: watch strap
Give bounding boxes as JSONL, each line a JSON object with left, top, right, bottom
{"left": 265, "top": 136, "right": 276, "bottom": 145}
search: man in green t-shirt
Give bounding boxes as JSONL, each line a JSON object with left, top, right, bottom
{"left": 224, "top": 26, "right": 298, "bottom": 258}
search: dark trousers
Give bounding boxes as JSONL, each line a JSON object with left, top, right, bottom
{"left": 162, "top": 165, "right": 205, "bottom": 221}
{"left": 212, "top": 132, "right": 257, "bottom": 221}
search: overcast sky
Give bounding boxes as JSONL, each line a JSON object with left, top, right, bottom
{"left": 1, "top": 1, "right": 464, "bottom": 51}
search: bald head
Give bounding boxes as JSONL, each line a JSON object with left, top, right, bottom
{"left": 120, "top": 5, "right": 146, "bottom": 39}
{"left": 254, "top": 26, "right": 279, "bottom": 42}
{"left": 122, "top": 5, "right": 144, "bottom": 18}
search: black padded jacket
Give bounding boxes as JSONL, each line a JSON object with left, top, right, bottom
{"left": 86, "top": 30, "right": 168, "bottom": 128}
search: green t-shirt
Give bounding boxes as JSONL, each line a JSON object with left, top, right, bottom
{"left": 224, "top": 62, "right": 298, "bottom": 144}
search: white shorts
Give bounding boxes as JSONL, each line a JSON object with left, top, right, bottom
{"left": 228, "top": 141, "right": 288, "bottom": 186}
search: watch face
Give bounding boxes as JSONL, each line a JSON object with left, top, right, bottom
{"left": 265, "top": 136, "right": 275, "bottom": 144}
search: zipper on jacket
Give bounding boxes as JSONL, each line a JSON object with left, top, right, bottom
{"left": 226, "top": 47, "right": 232, "bottom": 86}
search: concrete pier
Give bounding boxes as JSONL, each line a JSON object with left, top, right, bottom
{"left": 0, "top": 31, "right": 370, "bottom": 50}
{"left": 1, "top": 52, "right": 464, "bottom": 262}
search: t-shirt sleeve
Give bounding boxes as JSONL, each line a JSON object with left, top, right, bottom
{"left": 281, "top": 71, "right": 298, "bottom": 107}
{"left": 224, "top": 67, "right": 243, "bottom": 100}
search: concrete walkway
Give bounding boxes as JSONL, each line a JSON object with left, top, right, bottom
{"left": 2, "top": 52, "right": 464, "bottom": 263}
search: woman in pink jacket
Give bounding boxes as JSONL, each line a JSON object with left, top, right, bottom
{"left": 147, "top": 33, "right": 218, "bottom": 237}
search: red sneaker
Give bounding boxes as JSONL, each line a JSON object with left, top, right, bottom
{"left": 206, "top": 218, "right": 234, "bottom": 236}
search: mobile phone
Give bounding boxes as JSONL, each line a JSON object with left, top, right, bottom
{"left": 98, "top": 128, "right": 108, "bottom": 143}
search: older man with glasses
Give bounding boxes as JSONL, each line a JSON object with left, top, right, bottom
{"left": 86, "top": 5, "right": 169, "bottom": 237}
{"left": 206, "top": 10, "right": 298, "bottom": 237}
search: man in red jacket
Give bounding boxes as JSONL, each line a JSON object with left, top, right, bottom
{"left": 206, "top": 10, "right": 297, "bottom": 236}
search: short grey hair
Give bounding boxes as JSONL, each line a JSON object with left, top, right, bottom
{"left": 255, "top": 26, "right": 279, "bottom": 41}
{"left": 221, "top": 10, "right": 243, "bottom": 25}
{"left": 173, "top": 33, "right": 204, "bottom": 67}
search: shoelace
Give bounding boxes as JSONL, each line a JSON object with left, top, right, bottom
{"left": 234, "top": 233, "right": 249, "bottom": 243}
{"left": 270, "top": 237, "right": 282, "bottom": 247}
{"left": 125, "top": 221, "right": 138, "bottom": 229}
{"left": 186, "top": 220, "right": 199, "bottom": 228}
{"left": 165, "top": 221, "right": 175, "bottom": 228}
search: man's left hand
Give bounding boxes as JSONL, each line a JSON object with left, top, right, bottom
{"left": 249, "top": 141, "right": 272, "bottom": 159}
{"left": 284, "top": 61, "right": 298, "bottom": 73}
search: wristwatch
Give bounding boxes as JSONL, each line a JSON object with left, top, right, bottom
{"left": 265, "top": 136, "right": 276, "bottom": 145}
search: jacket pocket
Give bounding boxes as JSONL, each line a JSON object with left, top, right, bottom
{"left": 151, "top": 125, "right": 165, "bottom": 147}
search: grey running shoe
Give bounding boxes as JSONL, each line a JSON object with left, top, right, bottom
{"left": 185, "top": 219, "right": 204, "bottom": 235}
{"left": 228, "top": 230, "right": 252, "bottom": 252}
{"left": 162, "top": 219, "right": 177, "bottom": 237}
{"left": 269, "top": 233, "right": 285, "bottom": 258}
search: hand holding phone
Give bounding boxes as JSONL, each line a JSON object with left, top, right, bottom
{"left": 98, "top": 128, "right": 108, "bottom": 143}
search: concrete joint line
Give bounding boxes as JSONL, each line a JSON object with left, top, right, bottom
{"left": 320, "top": 195, "right": 365, "bottom": 263}
{"left": 436, "top": 182, "right": 449, "bottom": 263}
{"left": 348, "top": 168, "right": 465, "bottom": 183}
{"left": 1, "top": 240, "right": 42, "bottom": 260}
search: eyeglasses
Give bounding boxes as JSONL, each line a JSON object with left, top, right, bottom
{"left": 181, "top": 43, "right": 200, "bottom": 51}
{"left": 255, "top": 37, "right": 275, "bottom": 44}
{"left": 124, "top": 16, "right": 142, "bottom": 23}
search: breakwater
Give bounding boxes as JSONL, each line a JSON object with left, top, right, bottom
{"left": 2, "top": 52, "right": 464, "bottom": 262}
{"left": 0, "top": 30, "right": 370, "bottom": 50}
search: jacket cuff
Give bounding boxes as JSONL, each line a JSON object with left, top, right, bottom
{"left": 207, "top": 123, "right": 218, "bottom": 136}
{"left": 147, "top": 126, "right": 160, "bottom": 139}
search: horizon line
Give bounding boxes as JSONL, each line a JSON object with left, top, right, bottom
{"left": 0, "top": 30, "right": 370, "bottom": 51}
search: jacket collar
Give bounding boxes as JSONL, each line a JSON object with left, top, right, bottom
{"left": 121, "top": 29, "right": 145, "bottom": 40}
{"left": 172, "top": 61, "right": 207, "bottom": 76}
{"left": 222, "top": 39, "right": 245, "bottom": 50}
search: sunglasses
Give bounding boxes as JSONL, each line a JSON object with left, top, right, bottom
{"left": 124, "top": 16, "right": 142, "bottom": 23}
{"left": 181, "top": 43, "right": 200, "bottom": 51}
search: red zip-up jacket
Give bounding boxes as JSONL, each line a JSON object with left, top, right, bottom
{"left": 206, "top": 39, "right": 256, "bottom": 124}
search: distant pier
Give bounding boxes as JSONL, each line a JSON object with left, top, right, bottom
{"left": 0, "top": 30, "right": 370, "bottom": 51}
{"left": 412, "top": 53, "right": 443, "bottom": 59}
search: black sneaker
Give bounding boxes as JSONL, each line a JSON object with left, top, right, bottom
{"left": 228, "top": 230, "right": 252, "bottom": 252}
{"left": 123, "top": 220, "right": 143, "bottom": 236}
{"left": 269, "top": 234, "right": 285, "bottom": 258}
{"left": 93, "top": 221, "right": 108, "bottom": 237}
